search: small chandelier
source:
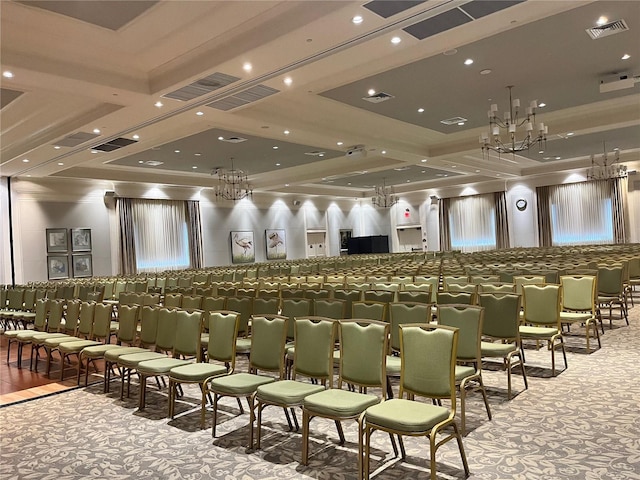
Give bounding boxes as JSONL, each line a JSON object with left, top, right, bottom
{"left": 480, "top": 85, "right": 548, "bottom": 159}
{"left": 213, "top": 158, "right": 253, "bottom": 201}
{"left": 372, "top": 178, "right": 398, "bottom": 208}
{"left": 587, "top": 143, "right": 627, "bottom": 180}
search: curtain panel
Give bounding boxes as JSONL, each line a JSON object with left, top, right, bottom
{"left": 494, "top": 191, "right": 510, "bottom": 250}
{"left": 116, "top": 198, "right": 137, "bottom": 275}
{"left": 438, "top": 197, "right": 452, "bottom": 251}
{"left": 446, "top": 193, "right": 499, "bottom": 252}
{"left": 186, "top": 200, "right": 204, "bottom": 269}
{"left": 536, "top": 185, "right": 552, "bottom": 247}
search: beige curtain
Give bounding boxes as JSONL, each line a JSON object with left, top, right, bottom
{"left": 439, "top": 197, "right": 451, "bottom": 251}
{"left": 611, "top": 177, "right": 628, "bottom": 243}
{"left": 536, "top": 185, "right": 552, "bottom": 247}
{"left": 116, "top": 198, "right": 137, "bottom": 275}
{"left": 494, "top": 191, "right": 510, "bottom": 249}
{"left": 186, "top": 200, "right": 204, "bottom": 268}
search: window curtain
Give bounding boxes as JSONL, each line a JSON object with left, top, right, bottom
{"left": 611, "top": 177, "right": 628, "bottom": 244}
{"left": 116, "top": 198, "right": 137, "bottom": 275}
{"left": 494, "top": 191, "right": 510, "bottom": 250}
{"left": 536, "top": 185, "right": 552, "bottom": 247}
{"left": 185, "top": 200, "right": 204, "bottom": 269}
{"left": 447, "top": 193, "right": 497, "bottom": 252}
{"left": 439, "top": 197, "right": 452, "bottom": 251}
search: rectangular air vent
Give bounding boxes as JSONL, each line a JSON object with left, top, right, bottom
{"left": 305, "top": 151, "right": 326, "bottom": 156}
{"left": 586, "top": 19, "right": 629, "bottom": 40}
{"left": 163, "top": 72, "right": 240, "bottom": 101}
{"left": 57, "top": 131, "right": 100, "bottom": 147}
{"left": 440, "top": 116, "right": 468, "bottom": 125}
{"left": 362, "top": 92, "right": 394, "bottom": 103}
{"left": 206, "top": 84, "right": 279, "bottom": 111}
{"left": 92, "top": 137, "right": 138, "bottom": 152}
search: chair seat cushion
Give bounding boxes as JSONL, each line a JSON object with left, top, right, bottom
{"left": 560, "top": 312, "right": 593, "bottom": 323}
{"left": 304, "top": 388, "right": 379, "bottom": 417}
{"left": 4, "top": 330, "right": 23, "bottom": 338}
{"left": 455, "top": 365, "right": 477, "bottom": 382}
{"left": 236, "top": 337, "right": 252, "bottom": 354}
{"left": 169, "top": 363, "right": 228, "bottom": 381}
{"left": 104, "top": 347, "right": 149, "bottom": 362}
{"left": 365, "top": 398, "right": 450, "bottom": 433}
{"left": 256, "top": 380, "right": 324, "bottom": 405}
{"left": 43, "top": 336, "right": 82, "bottom": 347}
{"left": 117, "top": 351, "right": 167, "bottom": 368}
{"left": 137, "top": 358, "right": 190, "bottom": 375}
{"left": 209, "top": 373, "right": 275, "bottom": 395}
{"left": 59, "top": 340, "right": 101, "bottom": 353}
{"left": 480, "top": 341, "right": 517, "bottom": 357}
{"left": 519, "top": 325, "right": 559, "bottom": 338}
{"left": 385, "top": 355, "right": 401, "bottom": 376}
{"left": 81, "top": 344, "right": 125, "bottom": 358}
{"left": 29, "top": 332, "right": 69, "bottom": 342}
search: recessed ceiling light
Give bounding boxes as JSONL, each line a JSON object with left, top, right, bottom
{"left": 457, "top": 122, "right": 465, "bottom": 126}
{"left": 347, "top": 182, "right": 352, "bottom": 185}
{"left": 406, "top": 180, "right": 411, "bottom": 183}
{"left": 54, "top": 146, "right": 61, "bottom": 150}
{"left": 451, "top": 165, "right": 457, "bottom": 168}
{"left": 138, "top": 160, "right": 144, "bottom": 164}
{"left": 154, "top": 101, "right": 163, "bottom": 108}
{"left": 273, "top": 146, "right": 278, "bottom": 149}
{"left": 555, "top": 156, "right": 561, "bottom": 160}
{"left": 539, "top": 150, "right": 544, "bottom": 154}
{"left": 421, "top": 159, "right": 427, "bottom": 163}
{"left": 418, "top": 108, "right": 424, "bottom": 113}
{"left": 319, "top": 153, "right": 324, "bottom": 157}
{"left": 22, "top": 158, "right": 29, "bottom": 163}
{"left": 2, "top": 71, "right": 14, "bottom": 78}
{"left": 421, "top": 170, "right": 426, "bottom": 173}
{"left": 57, "top": 162, "right": 64, "bottom": 166}
{"left": 192, "top": 166, "right": 197, "bottom": 169}
{"left": 496, "top": 173, "right": 501, "bottom": 177}
{"left": 352, "top": 15, "right": 363, "bottom": 24}
{"left": 543, "top": 157, "right": 551, "bottom": 160}
{"left": 613, "top": 147, "right": 620, "bottom": 151}
{"left": 480, "top": 69, "right": 492, "bottom": 75}
{"left": 566, "top": 132, "right": 574, "bottom": 136}
{"left": 93, "top": 128, "right": 101, "bottom": 134}
{"left": 284, "top": 130, "right": 290, "bottom": 135}
{"left": 596, "top": 16, "right": 608, "bottom": 26}
{"left": 194, "top": 153, "right": 201, "bottom": 156}
{"left": 475, "top": 170, "right": 480, "bottom": 173}
{"left": 464, "top": 58, "right": 474, "bottom": 65}
{"left": 243, "top": 62, "right": 252, "bottom": 72}
{"left": 132, "top": 134, "right": 140, "bottom": 140}
{"left": 196, "top": 111, "right": 204, "bottom": 116}
{"left": 381, "top": 150, "right": 386, "bottom": 154}
{"left": 538, "top": 102, "right": 546, "bottom": 108}
{"left": 174, "top": 150, "right": 180, "bottom": 153}
{"left": 283, "top": 77, "right": 293, "bottom": 86}
{"left": 367, "top": 88, "right": 376, "bottom": 96}
{"left": 91, "top": 150, "right": 99, "bottom": 154}
{"left": 218, "top": 136, "right": 224, "bottom": 140}
{"left": 390, "top": 36, "right": 402, "bottom": 45}
{"left": 622, "top": 54, "right": 631, "bottom": 60}
{"left": 443, "top": 49, "right": 457, "bottom": 56}
{"left": 285, "top": 183, "right": 290, "bottom": 187}
{"left": 276, "top": 163, "right": 281, "bottom": 166}
{"left": 337, "top": 141, "right": 343, "bottom": 146}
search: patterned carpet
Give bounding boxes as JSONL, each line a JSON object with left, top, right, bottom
{"left": 1, "top": 303, "right": 639, "bottom": 480}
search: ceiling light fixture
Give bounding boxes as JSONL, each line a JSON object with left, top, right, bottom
{"left": 596, "top": 16, "right": 608, "bottom": 26}
{"left": 587, "top": 142, "right": 627, "bottom": 180}
{"left": 57, "top": 162, "right": 64, "bottom": 166}
{"left": 283, "top": 77, "right": 293, "bottom": 86}
{"left": 154, "top": 101, "right": 163, "bottom": 107}
{"left": 367, "top": 88, "right": 376, "bottom": 96}
{"left": 243, "top": 62, "right": 252, "bottom": 72}
{"left": 213, "top": 157, "right": 253, "bottom": 201}
{"left": 418, "top": 108, "right": 424, "bottom": 113}
{"left": 480, "top": 85, "right": 548, "bottom": 160}
{"left": 54, "top": 146, "right": 61, "bottom": 149}
{"left": 390, "top": 36, "right": 402, "bottom": 45}
{"left": 284, "top": 130, "right": 290, "bottom": 135}
{"left": 196, "top": 111, "right": 204, "bottom": 116}
{"left": 464, "top": 58, "right": 474, "bottom": 65}
{"left": 132, "top": 134, "right": 140, "bottom": 140}
{"left": 3, "top": 71, "right": 14, "bottom": 78}
{"left": 22, "top": 159, "right": 29, "bottom": 163}
{"left": 622, "top": 54, "right": 630, "bottom": 60}
{"left": 372, "top": 178, "right": 398, "bottom": 209}
{"left": 352, "top": 15, "right": 363, "bottom": 24}
{"left": 93, "top": 128, "right": 101, "bottom": 134}
{"left": 538, "top": 102, "right": 546, "bottom": 107}
{"left": 337, "top": 141, "right": 343, "bottom": 146}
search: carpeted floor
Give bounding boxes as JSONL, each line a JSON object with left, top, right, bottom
{"left": 1, "top": 304, "right": 639, "bottom": 479}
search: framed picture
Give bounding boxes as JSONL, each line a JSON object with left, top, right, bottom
{"left": 230, "top": 231, "right": 255, "bottom": 264}
{"left": 72, "top": 254, "right": 93, "bottom": 278}
{"left": 71, "top": 228, "right": 92, "bottom": 252}
{"left": 46, "top": 228, "right": 68, "bottom": 253}
{"left": 47, "top": 255, "right": 69, "bottom": 280}
{"left": 265, "top": 229, "right": 286, "bottom": 260}
{"left": 340, "top": 229, "right": 352, "bottom": 252}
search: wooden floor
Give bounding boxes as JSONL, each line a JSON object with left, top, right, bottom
{"left": 0, "top": 332, "right": 102, "bottom": 406}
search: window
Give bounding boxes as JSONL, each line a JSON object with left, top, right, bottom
{"left": 449, "top": 194, "right": 496, "bottom": 252}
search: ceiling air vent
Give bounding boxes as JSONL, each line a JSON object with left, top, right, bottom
{"left": 163, "top": 72, "right": 240, "bottom": 101}
{"left": 362, "top": 92, "right": 394, "bottom": 103}
{"left": 219, "top": 136, "right": 247, "bottom": 143}
{"left": 305, "top": 151, "right": 326, "bottom": 156}
{"left": 92, "top": 137, "right": 138, "bottom": 152}
{"left": 586, "top": 19, "right": 629, "bottom": 40}
{"left": 206, "top": 84, "right": 279, "bottom": 111}
{"left": 57, "top": 131, "right": 100, "bottom": 147}
{"left": 440, "top": 116, "right": 467, "bottom": 125}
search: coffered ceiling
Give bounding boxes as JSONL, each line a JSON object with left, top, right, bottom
{"left": 1, "top": 0, "right": 639, "bottom": 201}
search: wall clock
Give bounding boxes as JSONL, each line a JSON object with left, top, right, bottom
{"left": 515, "top": 198, "right": 527, "bottom": 211}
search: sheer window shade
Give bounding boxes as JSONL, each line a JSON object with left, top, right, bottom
{"left": 448, "top": 193, "right": 497, "bottom": 252}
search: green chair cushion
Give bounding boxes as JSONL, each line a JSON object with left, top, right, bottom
{"left": 59, "top": 340, "right": 101, "bottom": 353}
{"left": 455, "top": 365, "right": 477, "bottom": 382}
{"left": 236, "top": 337, "right": 252, "bottom": 354}
{"left": 137, "top": 358, "right": 190, "bottom": 375}
{"left": 519, "top": 325, "right": 559, "bottom": 339}
{"left": 81, "top": 344, "right": 125, "bottom": 358}
{"left": 169, "top": 363, "right": 228, "bottom": 381}
{"left": 4, "top": 330, "right": 23, "bottom": 338}
{"left": 480, "top": 341, "right": 517, "bottom": 357}
{"left": 365, "top": 398, "right": 450, "bottom": 433}
{"left": 104, "top": 347, "right": 149, "bottom": 362}
{"left": 117, "top": 351, "right": 167, "bottom": 368}
{"left": 209, "top": 373, "right": 275, "bottom": 395}
{"left": 304, "top": 388, "right": 379, "bottom": 417}
{"left": 30, "top": 333, "right": 69, "bottom": 343}
{"left": 43, "top": 336, "right": 82, "bottom": 347}
{"left": 385, "top": 355, "right": 401, "bottom": 376}
{"left": 560, "top": 312, "right": 593, "bottom": 323}
{"left": 256, "top": 380, "right": 324, "bottom": 405}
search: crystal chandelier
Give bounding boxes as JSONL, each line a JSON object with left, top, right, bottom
{"left": 213, "top": 158, "right": 253, "bottom": 201}
{"left": 372, "top": 179, "right": 398, "bottom": 208}
{"left": 480, "top": 85, "right": 548, "bottom": 158}
{"left": 587, "top": 144, "right": 627, "bottom": 180}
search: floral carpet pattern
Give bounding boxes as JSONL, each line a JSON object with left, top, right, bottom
{"left": 1, "top": 304, "right": 639, "bottom": 480}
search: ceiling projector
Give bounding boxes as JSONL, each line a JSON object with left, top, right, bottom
{"left": 599, "top": 74, "right": 639, "bottom": 93}
{"left": 345, "top": 145, "right": 367, "bottom": 158}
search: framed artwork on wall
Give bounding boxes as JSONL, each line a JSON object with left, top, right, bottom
{"left": 46, "top": 228, "right": 68, "bottom": 253}
{"left": 265, "top": 229, "right": 286, "bottom": 260}
{"left": 71, "top": 228, "right": 92, "bottom": 252}
{"left": 47, "top": 255, "right": 69, "bottom": 280}
{"left": 340, "top": 229, "right": 352, "bottom": 253}
{"left": 231, "top": 231, "right": 255, "bottom": 264}
{"left": 72, "top": 254, "right": 93, "bottom": 278}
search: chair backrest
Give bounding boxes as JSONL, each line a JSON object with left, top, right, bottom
{"left": 5, "top": 288, "right": 24, "bottom": 310}
{"left": 389, "top": 302, "right": 432, "bottom": 352}
{"left": 522, "top": 284, "right": 561, "bottom": 328}
{"left": 139, "top": 305, "right": 159, "bottom": 347}
{"left": 399, "top": 324, "right": 458, "bottom": 404}
{"left": 46, "top": 299, "right": 66, "bottom": 332}
{"left": 397, "top": 290, "right": 431, "bottom": 304}
{"left": 252, "top": 297, "right": 280, "bottom": 315}
{"left": 560, "top": 275, "right": 596, "bottom": 312}
{"left": 597, "top": 266, "right": 624, "bottom": 295}
{"left": 33, "top": 299, "right": 50, "bottom": 331}
{"left": 469, "top": 275, "right": 501, "bottom": 285}
{"left": 364, "top": 290, "right": 395, "bottom": 303}
{"left": 477, "top": 293, "right": 521, "bottom": 340}
{"left": 92, "top": 303, "right": 114, "bottom": 340}
{"left": 207, "top": 311, "right": 240, "bottom": 367}
{"left": 258, "top": 289, "right": 280, "bottom": 298}
{"left": 164, "top": 293, "right": 183, "bottom": 308}
{"left": 345, "top": 282, "right": 370, "bottom": 292}
{"left": 225, "top": 296, "right": 253, "bottom": 336}
{"left": 173, "top": 309, "right": 204, "bottom": 358}
{"left": 303, "top": 289, "right": 330, "bottom": 300}
{"left": 76, "top": 302, "right": 96, "bottom": 337}
{"left": 513, "top": 275, "right": 546, "bottom": 295}
{"left": 181, "top": 295, "right": 203, "bottom": 311}
{"left": 117, "top": 304, "right": 141, "bottom": 344}
{"left": 155, "top": 307, "right": 178, "bottom": 352}
{"left": 281, "top": 298, "right": 312, "bottom": 339}
{"left": 445, "top": 282, "right": 477, "bottom": 294}
{"left": 143, "top": 293, "right": 161, "bottom": 306}
{"left": 333, "top": 289, "right": 362, "bottom": 317}
{"left": 249, "top": 315, "right": 288, "bottom": 376}
{"left": 436, "top": 291, "right": 474, "bottom": 305}
{"left": 63, "top": 300, "right": 82, "bottom": 335}
{"left": 236, "top": 288, "right": 257, "bottom": 298}
{"left": 407, "top": 277, "right": 439, "bottom": 303}
{"left": 313, "top": 298, "right": 346, "bottom": 319}
{"left": 478, "top": 283, "right": 516, "bottom": 293}
{"left": 443, "top": 275, "right": 469, "bottom": 290}
{"left": 292, "top": 317, "right": 336, "bottom": 385}
{"left": 201, "top": 296, "right": 226, "bottom": 313}
{"left": 22, "top": 289, "right": 37, "bottom": 311}
{"left": 280, "top": 288, "right": 304, "bottom": 299}
{"left": 352, "top": 301, "right": 386, "bottom": 321}
{"left": 437, "top": 304, "right": 483, "bottom": 362}
{"left": 339, "top": 319, "right": 389, "bottom": 389}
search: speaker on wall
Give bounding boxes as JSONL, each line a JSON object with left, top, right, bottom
{"left": 104, "top": 191, "right": 117, "bottom": 207}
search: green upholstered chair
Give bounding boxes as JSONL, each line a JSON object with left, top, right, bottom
{"left": 362, "top": 324, "right": 469, "bottom": 480}
{"left": 385, "top": 302, "right": 433, "bottom": 398}
{"left": 333, "top": 289, "right": 363, "bottom": 318}
{"left": 10, "top": 299, "right": 52, "bottom": 368}
{"left": 199, "top": 296, "right": 227, "bottom": 356}
{"left": 513, "top": 275, "right": 546, "bottom": 295}
{"left": 58, "top": 302, "right": 114, "bottom": 382}
{"left": 519, "top": 284, "right": 567, "bottom": 375}
{"left": 443, "top": 275, "right": 469, "bottom": 291}
{"left": 168, "top": 311, "right": 239, "bottom": 428}
{"left": 208, "top": 315, "right": 288, "bottom": 448}
{"left": 252, "top": 297, "right": 279, "bottom": 316}
{"left": 77, "top": 304, "right": 141, "bottom": 387}
{"left": 236, "top": 288, "right": 257, "bottom": 298}
{"left": 597, "top": 266, "right": 628, "bottom": 327}
{"left": 280, "top": 288, "right": 304, "bottom": 300}
{"left": 470, "top": 275, "right": 501, "bottom": 285}
{"left": 560, "top": 275, "right": 601, "bottom": 352}
{"left": 135, "top": 309, "right": 203, "bottom": 410}
{"left": 351, "top": 301, "right": 386, "bottom": 322}
{"left": 29, "top": 299, "right": 67, "bottom": 371}
{"left": 436, "top": 291, "right": 475, "bottom": 305}
{"left": 163, "top": 293, "right": 183, "bottom": 308}
{"left": 12, "top": 288, "right": 37, "bottom": 330}
{"left": 478, "top": 293, "right": 527, "bottom": 399}
{"left": 61, "top": 299, "right": 82, "bottom": 336}
{"left": 181, "top": 295, "right": 203, "bottom": 311}
{"left": 254, "top": 317, "right": 336, "bottom": 450}
{"left": 313, "top": 298, "right": 346, "bottom": 319}
{"left": 438, "top": 304, "right": 491, "bottom": 434}
{"left": 226, "top": 296, "right": 254, "bottom": 356}
{"left": 397, "top": 290, "right": 431, "bottom": 304}
{"left": 303, "top": 289, "right": 331, "bottom": 300}
{"left": 257, "top": 289, "right": 279, "bottom": 299}
{"left": 302, "top": 319, "right": 389, "bottom": 475}
{"left": 405, "top": 278, "right": 439, "bottom": 303}
{"left": 281, "top": 298, "right": 312, "bottom": 340}
{"left": 0, "top": 288, "right": 25, "bottom": 330}
{"left": 363, "top": 291, "right": 394, "bottom": 321}
{"left": 478, "top": 283, "right": 516, "bottom": 293}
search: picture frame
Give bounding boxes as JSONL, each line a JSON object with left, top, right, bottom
{"left": 72, "top": 254, "right": 93, "bottom": 278}
{"left": 46, "top": 228, "right": 69, "bottom": 253}
{"left": 47, "top": 255, "right": 69, "bottom": 280}
{"left": 71, "top": 228, "right": 92, "bottom": 252}
{"left": 230, "top": 231, "right": 255, "bottom": 264}
{"left": 340, "top": 229, "right": 353, "bottom": 252}
{"left": 265, "top": 229, "right": 286, "bottom": 260}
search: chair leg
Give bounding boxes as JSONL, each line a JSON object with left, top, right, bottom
{"left": 478, "top": 376, "right": 492, "bottom": 421}
{"left": 301, "top": 409, "right": 310, "bottom": 465}
{"left": 334, "top": 420, "right": 345, "bottom": 445}
{"left": 452, "top": 421, "right": 470, "bottom": 477}
{"left": 212, "top": 393, "right": 220, "bottom": 438}
{"left": 138, "top": 374, "right": 148, "bottom": 410}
